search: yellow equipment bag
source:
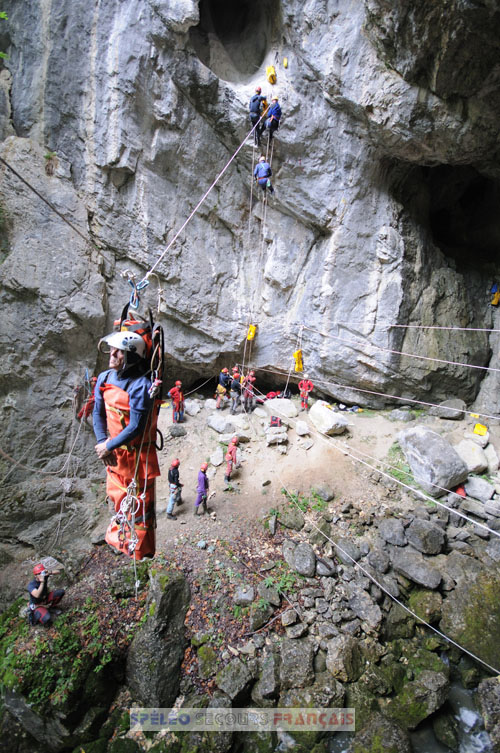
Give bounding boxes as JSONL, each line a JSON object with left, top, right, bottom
{"left": 491, "top": 291, "right": 500, "bottom": 306}
{"left": 473, "top": 423, "right": 488, "bottom": 436}
{"left": 293, "top": 349, "right": 303, "bottom": 372}
{"left": 266, "top": 65, "right": 277, "bottom": 85}
{"left": 283, "top": 57, "right": 288, "bottom": 69}
{"left": 247, "top": 324, "right": 256, "bottom": 341}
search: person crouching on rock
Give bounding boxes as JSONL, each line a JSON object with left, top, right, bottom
{"left": 27, "top": 564, "right": 65, "bottom": 626}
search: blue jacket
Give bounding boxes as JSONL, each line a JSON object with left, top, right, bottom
{"left": 93, "top": 368, "right": 153, "bottom": 451}
{"left": 254, "top": 161, "right": 272, "bottom": 180}
{"left": 267, "top": 102, "right": 281, "bottom": 122}
{"left": 249, "top": 94, "right": 265, "bottom": 114}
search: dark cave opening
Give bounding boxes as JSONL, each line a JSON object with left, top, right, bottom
{"left": 189, "top": 0, "right": 280, "bottom": 82}
{"left": 395, "top": 164, "right": 500, "bottom": 271}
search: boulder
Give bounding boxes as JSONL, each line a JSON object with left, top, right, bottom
{"left": 398, "top": 426, "right": 468, "bottom": 497}
{"left": 326, "top": 634, "right": 362, "bottom": 682}
{"left": 292, "top": 542, "right": 316, "bottom": 576}
{"left": 454, "top": 439, "right": 488, "bottom": 473}
{"left": 464, "top": 430, "right": 489, "bottom": 448}
{"left": 391, "top": 547, "right": 441, "bottom": 589}
{"left": 464, "top": 476, "right": 495, "bottom": 502}
{"left": 332, "top": 537, "right": 362, "bottom": 565}
{"left": 216, "top": 658, "right": 253, "bottom": 701}
{"left": 389, "top": 408, "right": 415, "bottom": 422}
{"left": 279, "top": 507, "right": 305, "bottom": 531}
{"left": 311, "top": 483, "right": 335, "bottom": 502}
{"left": 384, "top": 671, "right": 449, "bottom": 729}
{"left": 485, "top": 443, "right": 500, "bottom": 474}
{"left": 429, "top": 398, "right": 466, "bottom": 419}
{"left": 169, "top": 425, "right": 187, "bottom": 437}
{"left": 346, "top": 712, "right": 412, "bottom": 753}
{"left": 210, "top": 446, "right": 224, "bottom": 467}
{"left": 184, "top": 399, "right": 201, "bottom": 416}
{"left": 348, "top": 588, "right": 382, "bottom": 630}
{"left": 295, "top": 420, "right": 310, "bottom": 436}
{"left": 263, "top": 398, "right": 298, "bottom": 422}
{"left": 233, "top": 585, "right": 255, "bottom": 606}
{"left": 440, "top": 571, "right": 500, "bottom": 669}
{"left": 282, "top": 539, "right": 297, "bottom": 569}
{"left": 309, "top": 400, "right": 349, "bottom": 435}
{"left": 378, "top": 518, "right": 407, "bottom": 546}
{"left": 477, "top": 676, "right": 500, "bottom": 752}
{"left": 405, "top": 518, "right": 445, "bottom": 554}
{"left": 408, "top": 589, "right": 443, "bottom": 623}
{"left": 279, "top": 638, "right": 315, "bottom": 689}
{"left": 252, "top": 650, "right": 281, "bottom": 701}
{"left": 367, "top": 547, "right": 391, "bottom": 573}
{"left": 207, "top": 413, "right": 236, "bottom": 434}
{"left": 126, "top": 568, "right": 190, "bottom": 706}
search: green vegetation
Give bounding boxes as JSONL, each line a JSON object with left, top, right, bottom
{"left": 386, "top": 442, "right": 414, "bottom": 484}
{"left": 0, "top": 12, "right": 8, "bottom": 60}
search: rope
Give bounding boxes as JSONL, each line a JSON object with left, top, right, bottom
{"left": 389, "top": 324, "right": 500, "bottom": 334}
{"left": 141, "top": 116, "right": 266, "bottom": 284}
{"left": 183, "top": 375, "right": 216, "bottom": 398}
{"left": 301, "top": 324, "right": 500, "bottom": 374}
{"left": 249, "top": 362, "right": 500, "bottom": 423}
{"left": 0, "top": 156, "right": 114, "bottom": 265}
{"left": 276, "top": 472, "right": 500, "bottom": 675}
{"left": 251, "top": 383, "right": 500, "bottom": 540}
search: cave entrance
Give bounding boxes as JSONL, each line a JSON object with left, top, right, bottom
{"left": 189, "top": 0, "right": 280, "bottom": 82}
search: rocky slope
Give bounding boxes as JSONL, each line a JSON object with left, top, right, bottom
{"left": 1, "top": 2, "right": 500, "bottom": 576}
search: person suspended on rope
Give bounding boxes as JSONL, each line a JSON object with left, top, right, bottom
{"left": 249, "top": 86, "right": 267, "bottom": 147}
{"left": 194, "top": 462, "right": 210, "bottom": 516}
{"left": 298, "top": 374, "right": 314, "bottom": 410}
{"left": 254, "top": 155, "right": 274, "bottom": 195}
{"left": 93, "top": 329, "right": 160, "bottom": 560}
{"left": 168, "top": 380, "right": 185, "bottom": 423}
{"left": 265, "top": 96, "right": 281, "bottom": 141}
{"left": 230, "top": 372, "right": 243, "bottom": 414}
{"left": 242, "top": 370, "right": 256, "bottom": 412}
{"left": 224, "top": 435, "right": 239, "bottom": 484}
{"left": 27, "top": 564, "right": 65, "bottom": 626}
{"left": 77, "top": 376, "right": 98, "bottom": 421}
{"left": 166, "top": 458, "right": 183, "bottom": 520}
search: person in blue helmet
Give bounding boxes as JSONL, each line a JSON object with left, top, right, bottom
{"left": 253, "top": 155, "right": 274, "bottom": 195}
{"left": 249, "top": 86, "right": 266, "bottom": 146}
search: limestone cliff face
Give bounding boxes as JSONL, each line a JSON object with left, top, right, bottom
{"left": 0, "top": 1, "right": 499, "bottom": 545}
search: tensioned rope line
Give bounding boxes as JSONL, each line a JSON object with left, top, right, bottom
{"left": 276, "top": 470, "right": 500, "bottom": 675}
{"left": 250, "top": 362, "right": 500, "bottom": 423}
{"left": 142, "top": 115, "right": 266, "bottom": 283}
{"left": 250, "top": 383, "right": 500, "bottom": 540}
{"left": 301, "top": 324, "right": 500, "bottom": 374}
{"left": 389, "top": 324, "right": 500, "bottom": 333}
{"left": 0, "top": 156, "right": 114, "bottom": 265}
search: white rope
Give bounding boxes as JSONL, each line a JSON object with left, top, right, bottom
{"left": 251, "top": 383, "right": 500, "bottom": 540}
{"left": 248, "top": 362, "right": 500, "bottom": 424}
{"left": 301, "top": 323, "right": 500, "bottom": 374}
{"left": 277, "top": 472, "right": 500, "bottom": 675}
{"left": 390, "top": 324, "right": 500, "bottom": 334}
{"left": 144, "top": 117, "right": 265, "bottom": 281}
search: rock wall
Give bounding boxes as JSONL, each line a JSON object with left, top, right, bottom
{"left": 1, "top": 0, "right": 500, "bottom": 545}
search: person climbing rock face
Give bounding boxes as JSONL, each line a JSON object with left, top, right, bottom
{"left": 249, "top": 86, "right": 267, "bottom": 146}
{"left": 254, "top": 155, "right": 274, "bottom": 195}
{"left": 93, "top": 330, "right": 160, "bottom": 560}
{"left": 27, "top": 564, "right": 65, "bottom": 626}
{"left": 265, "top": 96, "right": 281, "bottom": 141}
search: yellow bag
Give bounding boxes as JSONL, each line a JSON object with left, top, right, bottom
{"left": 247, "top": 324, "right": 256, "bottom": 341}
{"left": 491, "top": 291, "right": 500, "bottom": 306}
{"left": 473, "top": 423, "right": 488, "bottom": 436}
{"left": 293, "top": 349, "right": 303, "bottom": 372}
{"left": 266, "top": 65, "right": 277, "bottom": 85}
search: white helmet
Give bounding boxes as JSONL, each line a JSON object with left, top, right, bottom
{"left": 100, "top": 331, "right": 146, "bottom": 358}
{"left": 259, "top": 155, "right": 266, "bottom": 162}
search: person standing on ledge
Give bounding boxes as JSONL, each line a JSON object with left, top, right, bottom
{"left": 249, "top": 86, "right": 267, "bottom": 146}
{"left": 298, "top": 374, "right": 314, "bottom": 410}
{"left": 265, "top": 96, "right": 281, "bottom": 141}
{"left": 93, "top": 330, "right": 159, "bottom": 560}
{"left": 168, "top": 380, "right": 185, "bottom": 423}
